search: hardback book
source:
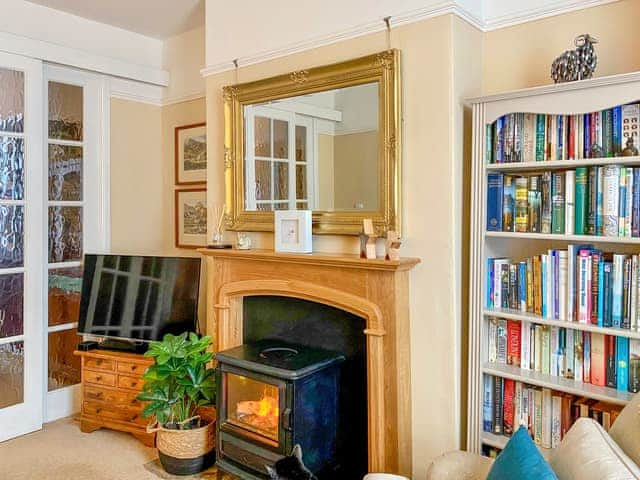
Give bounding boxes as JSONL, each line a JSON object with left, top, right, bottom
{"left": 621, "top": 103, "right": 640, "bottom": 151}
{"left": 617, "top": 337, "right": 629, "bottom": 392}
{"left": 629, "top": 339, "right": 640, "bottom": 393}
{"left": 509, "top": 264, "right": 519, "bottom": 310}
{"left": 574, "top": 167, "right": 589, "bottom": 235}
{"left": 603, "top": 109, "right": 614, "bottom": 157}
{"left": 523, "top": 114, "right": 536, "bottom": 163}
{"left": 584, "top": 113, "right": 592, "bottom": 158}
{"left": 497, "top": 319, "right": 508, "bottom": 364}
{"left": 542, "top": 388, "right": 553, "bottom": 449}
{"left": 613, "top": 106, "right": 623, "bottom": 155}
{"left": 503, "top": 378, "right": 515, "bottom": 435}
{"left": 493, "top": 376, "right": 504, "bottom": 434}
{"left": 541, "top": 172, "right": 553, "bottom": 233}
{"left": 565, "top": 170, "right": 575, "bottom": 235}
{"left": 503, "top": 175, "right": 515, "bottom": 232}
{"left": 519, "top": 261, "right": 527, "bottom": 312}
{"left": 493, "top": 258, "right": 510, "bottom": 310}
{"left": 583, "top": 331, "right": 591, "bottom": 383}
{"left": 590, "top": 250, "right": 601, "bottom": 325}
{"left": 625, "top": 168, "right": 634, "bottom": 237}
{"left": 612, "top": 254, "right": 627, "bottom": 327}
{"left": 558, "top": 250, "right": 568, "bottom": 321}
{"left": 507, "top": 320, "right": 521, "bottom": 366}
{"left": 547, "top": 115, "right": 556, "bottom": 161}
{"left": 597, "top": 166, "right": 604, "bottom": 235}
{"left": 568, "top": 115, "right": 575, "bottom": 160}
{"left": 603, "top": 261, "right": 614, "bottom": 327}
{"left": 633, "top": 169, "right": 640, "bottom": 237}
{"left": 577, "top": 114, "right": 585, "bottom": 160}
{"left": 483, "top": 374, "right": 493, "bottom": 432}
{"left": 528, "top": 175, "right": 542, "bottom": 233}
{"left": 551, "top": 172, "right": 566, "bottom": 234}
{"left": 541, "top": 254, "right": 549, "bottom": 318}
{"left": 527, "top": 258, "right": 534, "bottom": 313}
{"left": 623, "top": 257, "right": 632, "bottom": 329}
{"left": 558, "top": 115, "right": 566, "bottom": 160}
{"left": 501, "top": 263, "right": 510, "bottom": 308}
{"left": 606, "top": 335, "right": 617, "bottom": 388}
{"left": 520, "top": 320, "right": 531, "bottom": 370}
{"left": 568, "top": 244, "right": 594, "bottom": 322}
{"left": 631, "top": 256, "right": 639, "bottom": 331}
{"left": 551, "top": 394, "right": 562, "bottom": 448}
{"left": 590, "top": 333, "right": 607, "bottom": 387}
{"left": 495, "top": 116, "right": 505, "bottom": 163}
{"left": 602, "top": 165, "right": 621, "bottom": 237}
{"left": 577, "top": 249, "right": 592, "bottom": 324}
{"left": 515, "top": 176, "right": 529, "bottom": 232}
{"left": 587, "top": 166, "right": 599, "bottom": 235}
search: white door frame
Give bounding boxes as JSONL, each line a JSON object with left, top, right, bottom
{"left": 0, "top": 51, "right": 45, "bottom": 443}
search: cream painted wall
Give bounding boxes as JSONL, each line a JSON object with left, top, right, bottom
{"left": 483, "top": 0, "right": 640, "bottom": 94}
{"left": 205, "top": 14, "right": 483, "bottom": 477}
{"left": 162, "top": 26, "right": 206, "bottom": 103}
{"left": 333, "top": 131, "right": 379, "bottom": 210}
{"left": 317, "top": 134, "right": 335, "bottom": 210}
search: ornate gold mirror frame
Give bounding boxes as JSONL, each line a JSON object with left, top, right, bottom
{"left": 223, "top": 49, "right": 401, "bottom": 235}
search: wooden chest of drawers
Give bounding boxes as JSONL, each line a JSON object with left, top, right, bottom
{"left": 74, "top": 349, "right": 155, "bottom": 447}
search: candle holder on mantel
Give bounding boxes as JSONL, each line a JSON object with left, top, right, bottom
{"left": 207, "top": 203, "right": 232, "bottom": 249}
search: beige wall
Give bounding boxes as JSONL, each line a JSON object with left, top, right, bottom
{"left": 205, "top": 14, "right": 482, "bottom": 477}
{"left": 317, "top": 134, "right": 335, "bottom": 210}
{"left": 483, "top": 0, "right": 640, "bottom": 94}
{"left": 110, "top": 96, "right": 207, "bottom": 329}
{"left": 162, "top": 26, "right": 206, "bottom": 102}
{"left": 333, "top": 131, "right": 378, "bottom": 210}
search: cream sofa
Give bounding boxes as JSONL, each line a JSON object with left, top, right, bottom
{"left": 426, "top": 392, "right": 640, "bottom": 480}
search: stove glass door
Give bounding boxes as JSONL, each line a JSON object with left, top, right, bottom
{"left": 225, "top": 372, "right": 281, "bottom": 442}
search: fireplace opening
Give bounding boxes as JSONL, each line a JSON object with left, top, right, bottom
{"left": 241, "top": 295, "right": 368, "bottom": 479}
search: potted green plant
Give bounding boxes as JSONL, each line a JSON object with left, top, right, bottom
{"left": 137, "top": 332, "right": 216, "bottom": 475}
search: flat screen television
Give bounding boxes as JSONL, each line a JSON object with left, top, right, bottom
{"left": 78, "top": 254, "right": 201, "bottom": 343}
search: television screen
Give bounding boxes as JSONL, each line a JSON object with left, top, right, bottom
{"left": 77, "top": 254, "right": 201, "bottom": 342}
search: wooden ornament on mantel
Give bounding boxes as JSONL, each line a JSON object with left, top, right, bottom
{"left": 360, "top": 219, "right": 378, "bottom": 259}
{"left": 385, "top": 231, "right": 401, "bottom": 261}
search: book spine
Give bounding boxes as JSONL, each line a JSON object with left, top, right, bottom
{"left": 507, "top": 319, "right": 521, "bottom": 366}
{"left": 557, "top": 115, "right": 565, "bottom": 161}
{"left": 613, "top": 106, "right": 623, "bottom": 155}
{"left": 519, "top": 261, "right": 527, "bottom": 312}
{"left": 503, "top": 378, "right": 515, "bottom": 435}
{"left": 487, "top": 173, "right": 504, "bottom": 231}
{"left": 575, "top": 332, "right": 584, "bottom": 383}
{"left": 542, "top": 255, "right": 548, "bottom": 318}
{"left": 559, "top": 250, "right": 568, "bottom": 321}
{"left": 565, "top": 329, "right": 575, "bottom": 379}
{"left": 533, "top": 388, "right": 542, "bottom": 445}
{"left": 622, "top": 103, "right": 640, "bottom": 152}
{"left": 591, "top": 251, "right": 600, "bottom": 325}
{"left": 527, "top": 257, "right": 534, "bottom": 313}
{"left": 583, "top": 331, "right": 591, "bottom": 383}
{"left": 597, "top": 166, "right": 604, "bottom": 235}
{"left": 552, "top": 172, "right": 565, "bottom": 234}
{"left": 626, "top": 168, "right": 634, "bottom": 237}
{"left": 565, "top": 170, "right": 575, "bottom": 235}
{"left": 553, "top": 250, "right": 559, "bottom": 319}
{"left": 633, "top": 169, "right": 640, "bottom": 237}
{"left": 619, "top": 167, "right": 627, "bottom": 237}
{"left": 528, "top": 175, "right": 542, "bottom": 233}
{"left": 617, "top": 337, "right": 629, "bottom": 391}
{"left": 534, "top": 325, "right": 543, "bottom": 372}
{"left": 606, "top": 335, "right": 617, "bottom": 388}
{"left": 521, "top": 321, "right": 531, "bottom": 370}
{"left": 497, "top": 319, "right": 508, "bottom": 364}
{"left": 603, "top": 165, "right": 620, "bottom": 237}
{"left": 493, "top": 376, "right": 504, "bottom": 434}
{"left": 515, "top": 176, "right": 529, "bottom": 232}
{"left": 509, "top": 264, "right": 519, "bottom": 310}
{"left": 514, "top": 381, "right": 524, "bottom": 428}
{"left": 584, "top": 113, "right": 591, "bottom": 158}
{"left": 604, "top": 262, "right": 613, "bottom": 328}
{"left": 597, "top": 256, "right": 605, "bottom": 327}
{"left": 488, "top": 318, "right": 498, "bottom": 363}
{"left": 542, "top": 326, "right": 551, "bottom": 375}
{"left": 551, "top": 394, "right": 562, "bottom": 448}
{"left": 629, "top": 339, "right": 640, "bottom": 393}
{"left": 623, "top": 258, "right": 632, "bottom": 329}
{"left": 568, "top": 115, "right": 575, "bottom": 160}
{"left": 550, "top": 326, "right": 560, "bottom": 376}
{"left": 534, "top": 255, "right": 542, "bottom": 315}
{"left": 590, "top": 332, "right": 606, "bottom": 386}
{"left": 495, "top": 116, "right": 505, "bottom": 163}
{"left": 501, "top": 263, "right": 510, "bottom": 309}
{"left": 613, "top": 254, "right": 626, "bottom": 328}
{"left": 603, "top": 109, "right": 614, "bottom": 157}
{"left": 483, "top": 374, "right": 493, "bottom": 432}
{"left": 542, "top": 388, "right": 552, "bottom": 448}
{"left": 587, "top": 166, "right": 598, "bottom": 235}
{"left": 503, "top": 175, "right": 515, "bottom": 232}
{"left": 574, "top": 167, "right": 588, "bottom": 234}
{"left": 577, "top": 250, "right": 591, "bottom": 324}
{"left": 541, "top": 172, "right": 553, "bottom": 234}
{"left": 536, "top": 114, "right": 546, "bottom": 161}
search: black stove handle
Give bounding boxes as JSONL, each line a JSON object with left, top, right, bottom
{"left": 282, "top": 407, "right": 292, "bottom": 431}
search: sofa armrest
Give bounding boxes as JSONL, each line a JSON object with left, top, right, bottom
{"left": 426, "top": 451, "right": 493, "bottom": 480}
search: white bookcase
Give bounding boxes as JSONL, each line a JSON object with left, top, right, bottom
{"left": 467, "top": 72, "right": 640, "bottom": 455}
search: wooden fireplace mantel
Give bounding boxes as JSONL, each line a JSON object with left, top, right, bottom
{"left": 199, "top": 248, "right": 420, "bottom": 476}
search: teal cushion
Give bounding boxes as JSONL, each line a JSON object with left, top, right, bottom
{"left": 486, "top": 427, "right": 558, "bottom": 480}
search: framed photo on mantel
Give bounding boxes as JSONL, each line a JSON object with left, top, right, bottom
{"left": 175, "top": 188, "right": 207, "bottom": 248}
{"left": 175, "top": 122, "right": 207, "bottom": 185}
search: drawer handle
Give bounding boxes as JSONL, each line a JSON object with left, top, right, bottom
{"left": 130, "top": 414, "right": 138, "bottom": 421}
{"left": 96, "top": 359, "right": 103, "bottom": 365}
{"left": 130, "top": 365, "right": 138, "bottom": 371}
{"left": 130, "top": 381, "right": 137, "bottom": 388}
{"left": 96, "top": 408, "right": 102, "bottom": 414}
{"left": 95, "top": 376, "right": 102, "bottom": 381}
{"left": 130, "top": 399, "right": 138, "bottom": 405}
{"left": 88, "top": 392, "right": 103, "bottom": 399}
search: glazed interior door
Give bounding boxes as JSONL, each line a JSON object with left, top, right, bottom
{"left": 0, "top": 53, "right": 44, "bottom": 442}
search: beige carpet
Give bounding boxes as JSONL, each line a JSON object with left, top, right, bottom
{"left": 0, "top": 417, "right": 160, "bottom": 480}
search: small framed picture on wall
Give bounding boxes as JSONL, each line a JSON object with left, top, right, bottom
{"left": 175, "top": 188, "right": 207, "bottom": 248}
{"left": 175, "top": 122, "right": 207, "bottom": 185}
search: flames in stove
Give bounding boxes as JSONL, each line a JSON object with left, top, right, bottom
{"left": 234, "top": 386, "right": 280, "bottom": 439}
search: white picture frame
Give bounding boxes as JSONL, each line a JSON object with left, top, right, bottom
{"left": 274, "top": 210, "right": 312, "bottom": 253}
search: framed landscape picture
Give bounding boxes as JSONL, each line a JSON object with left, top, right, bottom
{"left": 175, "top": 188, "right": 207, "bottom": 248}
{"left": 175, "top": 122, "right": 207, "bottom": 185}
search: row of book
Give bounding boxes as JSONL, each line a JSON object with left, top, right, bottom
{"left": 487, "top": 247, "right": 640, "bottom": 329}
{"left": 486, "top": 167, "right": 640, "bottom": 237}
{"left": 488, "top": 317, "right": 640, "bottom": 393}
{"left": 486, "top": 105, "right": 640, "bottom": 164}
{"left": 483, "top": 376, "right": 624, "bottom": 449}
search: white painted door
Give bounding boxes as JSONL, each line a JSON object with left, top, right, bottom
{"left": 0, "top": 52, "right": 45, "bottom": 442}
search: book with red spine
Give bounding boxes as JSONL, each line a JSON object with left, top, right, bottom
{"left": 561, "top": 394, "right": 574, "bottom": 438}
{"left": 507, "top": 320, "right": 521, "bottom": 366}
{"left": 503, "top": 378, "right": 516, "bottom": 436}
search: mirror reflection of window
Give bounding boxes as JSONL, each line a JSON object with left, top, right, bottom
{"left": 244, "top": 82, "right": 379, "bottom": 213}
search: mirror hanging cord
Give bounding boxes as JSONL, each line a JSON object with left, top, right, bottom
{"left": 233, "top": 58, "right": 239, "bottom": 84}
{"left": 384, "top": 16, "right": 392, "bottom": 50}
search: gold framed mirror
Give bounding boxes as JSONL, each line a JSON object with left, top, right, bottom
{"left": 223, "top": 49, "right": 401, "bottom": 236}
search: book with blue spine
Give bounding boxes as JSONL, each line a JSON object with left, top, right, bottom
{"left": 486, "top": 124, "right": 494, "bottom": 164}
{"left": 503, "top": 175, "right": 515, "bottom": 232}
{"left": 486, "top": 173, "right": 504, "bottom": 231}
{"left": 519, "top": 261, "right": 527, "bottom": 312}
{"left": 483, "top": 374, "right": 493, "bottom": 432}
{"left": 603, "top": 109, "right": 614, "bottom": 157}
{"left": 495, "top": 116, "right": 505, "bottom": 163}
{"left": 535, "top": 115, "right": 546, "bottom": 161}
{"left": 617, "top": 337, "right": 629, "bottom": 391}
{"left": 557, "top": 115, "right": 564, "bottom": 160}
{"left": 612, "top": 254, "right": 627, "bottom": 328}
{"left": 487, "top": 258, "right": 494, "bottom": 308}
{"left": 613, "top": 106, "right": 623, "bottom": 155}
{"left": 584, "top": 113, "right": 591, "bottom": 158}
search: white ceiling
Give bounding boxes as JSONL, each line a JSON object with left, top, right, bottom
{"left": 24, "top": 0, "right": 204, "bottom": 39}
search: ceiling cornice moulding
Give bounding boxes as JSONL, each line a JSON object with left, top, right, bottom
{"left": 202, "top": 0, "right": 622, "bottom": 78}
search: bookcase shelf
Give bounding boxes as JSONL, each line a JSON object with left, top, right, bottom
{"left": 468, "top": 75, "right": 640, "bottom": 457}
{"left": 481, "top": 432, "right": 552, "bottom": 459}
{"left": 482, "top": 363, "right": 633, "bottom": 406}
{"left": 485, "top": 156, "right": 640, "bottom": 173}
{"left": 483, "top": 308, "right": 640, "bottom": 340}
{"left": 485, "top": 231, "right": 640, "bottom": 244}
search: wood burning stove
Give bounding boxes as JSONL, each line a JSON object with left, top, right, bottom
{"left": 215, "top": 340, "right": 345, "bottom": 479}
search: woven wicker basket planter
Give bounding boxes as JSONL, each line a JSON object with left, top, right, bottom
{"left": 155, "top": 420, "right": 216, "bottom": 475}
